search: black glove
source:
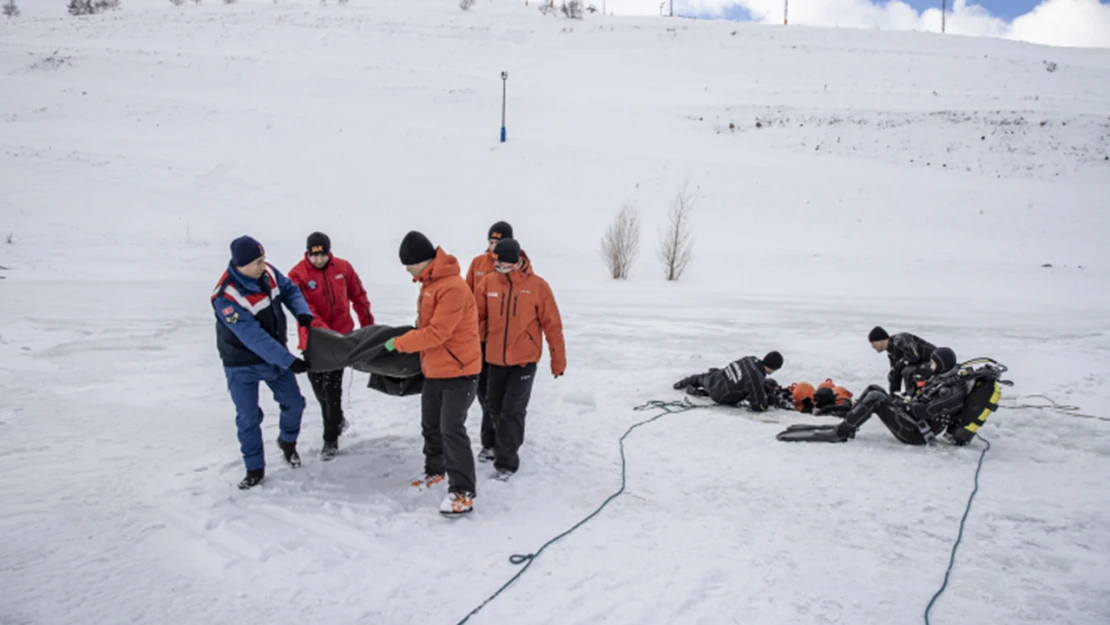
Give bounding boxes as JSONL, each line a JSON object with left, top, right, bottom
{"left": 673, "top": 374, "right": 702, "bottom": 390}
{"left": 297, "top": 314, "right": 314, "bottom": 328}
{"left": 289, "top": 358, "right": 309, "bottom": 374}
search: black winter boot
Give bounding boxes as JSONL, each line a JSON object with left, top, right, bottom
{"left": 277, "top": 439, "right": 301, "bottom": 468}
{"left": 320, "top": 440, "right": 338, "bottom": 461}
{"left": 238, "top": 469, "right": 265, "bottom": 490}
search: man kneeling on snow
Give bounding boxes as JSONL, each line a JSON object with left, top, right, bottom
{"left": 777, "top": 348, "right": 1009, "bottom": 445}
{"left": 673, "top": 351, "right": 784, "bottom": 412}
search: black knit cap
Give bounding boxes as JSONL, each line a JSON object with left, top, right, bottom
{"left": 493, "top": 238, "right": 520, "bottom": 265}
{"left": 488, "top": 221, "right": 513, "bottom": 242}
{"left": 306, "top": 232, "right": 331, "bottom": 256}
{"left": 931, "top": 347, "right": 958, "bottom": 372}
{"left": 762, "top": 351, "right": 783, "bottom": 371}
{"left": 399, "top": 231, "right": 436, "bottom": 266}
{"left": 868, "top": 326, "right": 890, "bottom": 342}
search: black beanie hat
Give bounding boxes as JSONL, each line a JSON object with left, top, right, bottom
{"left": 307, "top": 232, "right": 331, "bottom": 256}
{"left": 230, "top": 235, "right": 265, "bottom": 268}
{"left": 762, "top": 351, "right": 784, "bottom": 371}
{"left": 931, "top": 347, "right": 958, "bottom": 372}
{"left": 399, "top": 231, "right": 436, "bottom": 266}
{"left": 868, "top": 326, "right": 890, "bottom": 342}
{"left": 488, "top": 221, "right": 513, "bottom": 242}
{"left": 493, "top": 238, "right": 521, "bottom": 265}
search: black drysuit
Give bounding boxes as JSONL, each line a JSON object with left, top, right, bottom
{"left": 840, "top": 365, "right": 1000, "bottom": 445}
{"left": 674, "top": 356, "right": 771, "bottom": 411}
{"left": 886, "top": 333, "right": 937, "bottom": 394}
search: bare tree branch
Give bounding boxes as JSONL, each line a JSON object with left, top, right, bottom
{"left": 601, "top": 201, "right": 641, "bottom": 280}
{"left": 657, "top": 182, "right": 696, "bottom": 281}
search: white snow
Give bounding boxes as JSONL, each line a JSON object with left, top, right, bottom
{"left": 2, "top": 1, "right": 1109, "bottom": 624}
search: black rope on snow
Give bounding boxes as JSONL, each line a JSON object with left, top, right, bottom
{"left": 454, "top": 398, "right": 707, "bottom": 625}
{"left": 924, "top": 435, "right": 992, "bottom": 624}
{"left": 1001, "top": 394, "right": 1110, "bottom": 423}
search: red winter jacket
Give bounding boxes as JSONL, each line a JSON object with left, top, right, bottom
{"left": 288, "top": 254, "right": 373, "bottom": 350}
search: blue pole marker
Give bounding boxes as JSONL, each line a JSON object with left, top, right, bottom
{"left": 500, "top": 71, "right": 508, "bottom": 143}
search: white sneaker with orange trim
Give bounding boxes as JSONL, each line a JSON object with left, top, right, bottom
{"left": 411, "top": 474, "right": 445, "bottom": 488}
{"left": 439, "top": 491, "right": 474, "bottom": 515}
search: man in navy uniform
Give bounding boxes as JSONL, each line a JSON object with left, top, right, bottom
{"left": 211, "top": 235, "right": 314, "bottom": 489}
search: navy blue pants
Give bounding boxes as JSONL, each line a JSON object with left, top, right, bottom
{"left": 225, "top": 363, "right": 305, "bottom": 470}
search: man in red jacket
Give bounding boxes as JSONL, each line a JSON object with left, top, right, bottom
{"left": 289, "top": 232, "right": 374, "bottom": 460}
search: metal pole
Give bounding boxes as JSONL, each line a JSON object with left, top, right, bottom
{"left": 669, "top": 0, "right": 673, "bottom": 17}
{"left": 941, "top": 0, "right": 946, "bottom": 33}
{"left": 784, "top": 0, "right": 788, "bottom": 24}
{"left": 500, "top": 71, "right": 507, "bottom": 143}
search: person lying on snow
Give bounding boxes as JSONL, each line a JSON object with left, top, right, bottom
{"left": 673, "top": 351, "right": 784, "bottom": 411}
{"left": 766, "top": 379, "right": 854, "bottom": 415}
{"left": 869, "top": 325, "right": 937, "bottom": 396}
{"left": 778, "top": 347, "right": 1011, "bottom": 444}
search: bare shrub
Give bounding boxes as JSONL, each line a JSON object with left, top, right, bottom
{"left": 459, "top": 0, "right": 475, "bottom": 9}
{"left": 169, "top": 0, "right": 184, "bottom": 5}
{"left": 562, "top": 0, "right": 583, "bottom": 18}
{"left": 3, "top": 0, "right": 20, "bottom": 17}
{"left": 601, "top": 201, "right": 641, "bottom": 280}
{"left": 69, "top": 0, "right": 118, "bottom": 13}
{"left": 67, "top": 0, "right": 92, "bottom": 15}
{"left": 657, "top": 183, "right": 696, "bottom": 281}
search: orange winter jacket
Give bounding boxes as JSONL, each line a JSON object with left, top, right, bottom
{"left": 392, "top": 248, "right": 482, "bottom": 379}
{"left": 476, "top": 253, "right": 566, "bottom": 376}
{"left": 466, "top": 252, "right": 496, "bottom": 294}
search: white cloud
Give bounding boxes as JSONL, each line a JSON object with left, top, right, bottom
{"left": 602, "top": 0, "right": 1110, "bottom": 48}
{"left": 1008, "top": 0, "right": 1110, "bottom": 47}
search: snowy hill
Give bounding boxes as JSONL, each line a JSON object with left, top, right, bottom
{"left": 2, "top": 2, "right": 1109, "bottom": 624}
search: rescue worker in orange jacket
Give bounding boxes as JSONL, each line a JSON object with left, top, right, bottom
{"left": 385, "top": 231, "right": 482, "bottom": 515}
{"left": 475, "top": 238, "right": 566, "bottom": 478}
{"left": 466, "top": 221, "right": 513, "bottom": 462}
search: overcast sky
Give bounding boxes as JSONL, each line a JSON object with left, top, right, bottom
{"left": 599, "top": 0, "right": 1110, "bottom": 48}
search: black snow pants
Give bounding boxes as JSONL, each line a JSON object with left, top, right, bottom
{"left": 478, "top": 345, "right": 495, "bottom": 450}
{"left": 308, "top": 370, "right": 346, "bottom": 444}
{"left": 487, "top": 363, "right": 538, "bottom": 474}
{"left": 421, "top": 376, "right": 479, "bottom": 495}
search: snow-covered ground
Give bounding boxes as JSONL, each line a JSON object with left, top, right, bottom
{"left": 2, "top": 1, "right": 1109, "bottom": 624}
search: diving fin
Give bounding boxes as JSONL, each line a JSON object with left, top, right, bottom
{"left": 777, "top": 423, "right": 854, "bottom": 443}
